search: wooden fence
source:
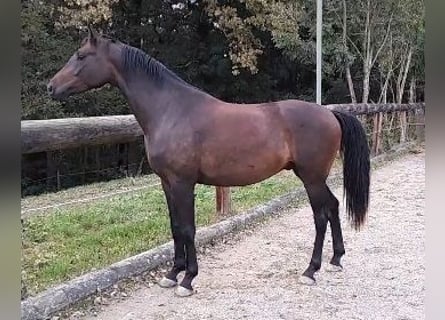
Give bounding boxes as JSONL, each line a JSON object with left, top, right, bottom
{"left": 21, "top": 115, "right": 231, "bottom": 214}
{"left": 326, "top": 103, "right": 425, "bottom": 155}
{"left": 21, "top": 102, "right": 425, "bottom": 214}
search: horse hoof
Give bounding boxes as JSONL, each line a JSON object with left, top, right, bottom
{"left": 299, "top": 275, "right": 316, "bottom": 286}
{"left": 175, "top": 286, "right": 194, "bottom": 297}
{"left": 326, "top": 264, "right": 343, "bottom": 272}
{"left": 158, "top": 277, "right": 177, "bottom": 288}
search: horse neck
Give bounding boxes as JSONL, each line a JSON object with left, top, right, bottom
{"left": 109, "top": 51, "right": 192, "bottom": 134}
{"left": 121, "top": 74, "right": 177, "bottom": 131}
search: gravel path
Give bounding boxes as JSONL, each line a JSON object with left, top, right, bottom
{"left": 83, "top": 152, "right": 425, "bottom": 320}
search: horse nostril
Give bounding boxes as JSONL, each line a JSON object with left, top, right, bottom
{"left": 47, "top": 83, "right": 54, "bottom": 95}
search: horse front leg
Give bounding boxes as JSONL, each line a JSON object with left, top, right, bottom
{"left": 159, "top": 180, "right": 198, "bottom": 296}
{"left": 158, "top": 179, "right": 186, "bottom": 288}
{"left": 175, "top": 182, "right": 198, "bottom": 296}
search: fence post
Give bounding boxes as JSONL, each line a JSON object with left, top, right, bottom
{"left": 82, "top": 146, "right": 88, "bottom": 184}
{"left": 371, "top": 113, "right": 383, "bottom": 156}
{"left": 46, "top": 151, "right": 53, "bottom": 190}
{"left": 216, "top": 186, "right": 231, "bottom": 215}
{"left": 399, "top": 111, "right": 408, "bottom": 143}
{"left": 415, "top": 108, "right": 425, "bottom": 143}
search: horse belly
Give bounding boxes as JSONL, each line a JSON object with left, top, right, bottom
{"left": 198, "top": 142, "right": 290, "bottom": 187}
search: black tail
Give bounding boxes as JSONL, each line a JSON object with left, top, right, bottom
{"left": 332, "top": 110, "right": 370, "bottom": 230}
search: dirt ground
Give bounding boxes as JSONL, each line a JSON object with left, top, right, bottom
{"left": 81, "top": 152, "right": 425, "bottom": 320}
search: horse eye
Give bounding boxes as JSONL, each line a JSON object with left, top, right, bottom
{"left": 77, "top": 53, "right": 86, "bottom": 61}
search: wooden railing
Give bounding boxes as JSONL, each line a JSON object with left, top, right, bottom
{"left": 21, "top": 115, "right": 231, "bottom": 214}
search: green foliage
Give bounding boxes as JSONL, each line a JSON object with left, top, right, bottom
{"left": 321, "top": 0, "right": 425, "bottom": 103}
{"left": 21, "top": 0, "right": 317, "bottom": 121}
{"left": 22, "top": 1, "right": 70, "bottom": 119}
{"left": 21, "top": 0, "right": 425, "bottom": 121}
{"left": 204, "top": 0, "right": 310, "bottom": 74}
{"left": 21, "top": 0, "right": 129, "bottom": 120}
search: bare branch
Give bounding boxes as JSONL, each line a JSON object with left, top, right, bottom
{"left": 346, "top": 33, "right": 365, "bottom": 61}
{"left": 333, "top": 7, "right": 364, "bottom": 61}
{"left": 371, "top": 12, "right": 394, "bottom": 67}
{"left": 398, "top": 47, "right": 413, "bottom": 103}
{"left": 363, "top": 0, "right": 370, "bottom": 57}
{"left": 342, "top": 0, "right": 357, "bottom": 103}
{"left": 366, "top": 0, "right": 371, "bottom": 61}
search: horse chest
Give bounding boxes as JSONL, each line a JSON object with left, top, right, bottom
{"left": 144, "top": 135, "right": 197, "bottom": 176}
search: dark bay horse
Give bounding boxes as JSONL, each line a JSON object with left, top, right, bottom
{"left": 48, "top": 27, "right": 370, "bottom": 297}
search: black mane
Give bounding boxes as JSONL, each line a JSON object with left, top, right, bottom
{"left": 121, "top": 45, "right": 196, "bottom": 89}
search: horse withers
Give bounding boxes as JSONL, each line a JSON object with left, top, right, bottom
{"left": 48, "top": 27, "right": 370, "bottom": 297}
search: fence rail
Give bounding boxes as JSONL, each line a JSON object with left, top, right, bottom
{"left": 326, "top": 102, "right": 425, "bottom": 115}
{"left": 21, "top": 102, "right": 425, "bottom": 215}
{"left": 22, "top": 115, "right": 143, "bottom": 154}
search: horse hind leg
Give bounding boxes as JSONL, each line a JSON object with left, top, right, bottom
{"left": 298, "top": 180, "right": 331, "bottom": 285}
{"left": 325, "top": 187, "right": 345, "bottom": 272}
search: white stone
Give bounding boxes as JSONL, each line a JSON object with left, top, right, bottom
{"left": 175, "top": 286, "right": 194, "bottom": 297}
{"left": 299, "top": 275, "right": 316, "bottom": 286}
{"left": 326, "top": 264, "right": 343, "bottom": 272}
{"left": 158, "top": 277, "right": 177, "bottom": 288}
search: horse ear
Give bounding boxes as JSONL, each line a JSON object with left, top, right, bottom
{"left": 87, "top": 25, "right": 98, "bottom": 46}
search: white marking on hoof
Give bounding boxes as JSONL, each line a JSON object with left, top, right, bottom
{"left": 158, "top": 277, "right": 177, "bottom": 288}
{"left": 299, "top": 275, "right": 316, "bottom": 286}
{"left": 326, "top": 264, "right": 343, "bottom": 272}
{"left": 175, "top": 286, "right": 194, "bottom": 297}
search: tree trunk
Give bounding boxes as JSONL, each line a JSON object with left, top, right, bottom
{"left": 397, "top": 48, "right": 413, "bottom": 103}
{"left": 409, "top": 77, "right": 416, "bottom": 103}
{"left": 361, "top": 0, "right": 371, "bottom": 104}
{"left": 398, "top": 48, "right": 413, "bottom": 142}
{"left": 372, "top": 83, "right": 387, "bottom": 155}
{"left": 359, "top": 0, "right": 392, "bottom": 104}
{"left": 362, "top": 62, "right": 371, "bottom": 103}
{"left": 377, "top": 33, "right": 393, "bottom": 104}
{"left": 410, "top": 77, "right": 424, "bottom": 142}
{"left": 345, "top": 65, "right": 357, "bottom": 103}
{"left": 342, "top": 0, "right": 357, "bottom": 103}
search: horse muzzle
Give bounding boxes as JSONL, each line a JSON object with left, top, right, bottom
{"left": 47, "top": 81, "right": 70, "bottom": 101}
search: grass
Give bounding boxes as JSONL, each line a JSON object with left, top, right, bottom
{"left": 22, "top": 170, "right": 302, "bottom": 295}
{"left": 21, "top": 174, "right": 161, "bottom": 214}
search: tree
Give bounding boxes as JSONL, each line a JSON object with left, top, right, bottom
{"left": 55, "top": 0, "right": 119, "bottom": 29}
{"left": 203, "top": 0, "right": 305, "bottom": 75}
{"left": 375, "top": 0, "right": 424, "bottom": 141}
